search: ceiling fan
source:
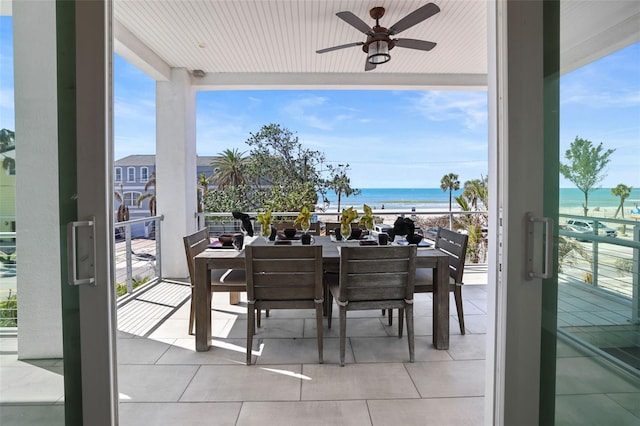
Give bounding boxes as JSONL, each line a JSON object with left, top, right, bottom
{"left": 316, "top": 3, "right": 440, "bottom": 71}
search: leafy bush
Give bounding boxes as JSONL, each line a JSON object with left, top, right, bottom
{"left": 0, "top": 290, "right": 17, "bottom": 327}
{"left": 614, "top": 259, "right": 633, "bottom": 277}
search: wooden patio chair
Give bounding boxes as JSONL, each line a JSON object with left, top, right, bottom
{"left": 393, "top": 227, "right": 469, "bottom": 336}
{"left": 183, "top": 228, "right": 247, "bottom": 335}
{"left": 327, "top": 245, "right": 417, "bottom": 366}
{"left": 244, "top": 245, "right": 324, "bottom": 365}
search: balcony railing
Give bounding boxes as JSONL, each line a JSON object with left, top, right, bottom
{"left": 0, "top": 231, "right": 17, "bottom": 330}
{"left": 558, "top": 214, "right": 640, "bottom": 324}
{"left": 114, "top": 215, "right": 164, "bottom": 299}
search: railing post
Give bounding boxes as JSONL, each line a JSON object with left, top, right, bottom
{"left": 633, "top": 225, "right": 639, "bottom": 324}
{"left": 591, "top": 219, "right": 600, "bottom": 288}
{"left": 155, "top": 216, "right": 162, "bottom": 281}
{"left": 125, "top": 225, "right": 133, "bottom": 294}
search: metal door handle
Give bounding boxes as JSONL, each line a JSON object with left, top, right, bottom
{"left": 525, "top": 212, "right": 554, "bottom": 279}
{"left": 67, "top": 218, "right": 96, "bottom": 286}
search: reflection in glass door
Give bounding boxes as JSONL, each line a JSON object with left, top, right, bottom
{"left": 543, "top": 1, "right": 640, "bottom": 423}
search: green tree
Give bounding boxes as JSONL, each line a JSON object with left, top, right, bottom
{"left": 210, "top": 148, "right": 249, "bottom": 190}
{"left": 242, "top": 123, "right": 332, "bottom": 211}
{"left": 137, "top": 171, "right": 156, "bottom": 216}
{"left": 611, "top": 183, "right": 632, "bottom": 218}
{"left": 329, "top": 164, "right": 361, "bottom": 213}
{"left": 560, "top": 137, "right": 615, "bottom": 216}
{"left": 440, "top": 173, "right": 460, "bottom": 212}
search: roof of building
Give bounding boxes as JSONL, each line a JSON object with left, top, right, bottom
{"left": 115, "top": 155, "right": 215, "bottom": 167}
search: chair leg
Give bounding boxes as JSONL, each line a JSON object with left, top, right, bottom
{"left": 324, "top": 284, "right": 331, "bottom": 317}
{"left": 398, "top": 308, "right": 404, "bottom": 338}
{"left": 339, "top": 306, "right": 347, "bottom": 367}
{"left": 247, "top": 303, "right": 255, "bottom": 365}
{"left": 454, "top": 286, "right": 465, "bottom": 335}
{"left": 405, "top": 303, "right": 415, "bottom": 363}
{"left": 257, "top": 308, "right": 262, "bottom": 329}
{"left": 381, "top": 309, "right": 386, "bottom": 316}
{"left": 188, "top": 288, "right": 195, "bottom": 335}
{"left": 388, "top": 308, "right": 393, "bottom": 326}
{"left": 327, "top": 291, "right": 334, "bottom": 329}
{"left": 315, "top": 303, "right": 324, "bottom": 364}
{"left": 266, "top": 309, "right": 270, "bottom": 317}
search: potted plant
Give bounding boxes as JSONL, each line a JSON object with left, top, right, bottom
{"left": 294, "top": 205, "right": 313, "bottom": 234}
{"left": 256, "top": 210, "right": 273, "bottom": 241}
{"left": 340, "top": 207, "right": 359, "bottom": 240}
{"left": 360, "top": 204, "right": 374, "bottom": 238}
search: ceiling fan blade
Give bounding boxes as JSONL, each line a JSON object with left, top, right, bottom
{"left": 316, "top": 41, "right": 365, "bottom": 54}
{"left": 394, "top": 38, "right": 437, "bottom": 51}
{"left": 388, "top": 3, "right": 440, "bottom": 35}
{"left": 364, "top": 59, "right": 376, "bottom": 72}
{"left": 336, "top": 11, "right": 373, "bottom": 35}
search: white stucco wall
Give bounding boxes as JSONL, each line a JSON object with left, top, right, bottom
{"left": 156, "top": 68, "right": 197, "bottom": 278}
{"left": 13, "top": 1, "right": 63, "bottom": 359}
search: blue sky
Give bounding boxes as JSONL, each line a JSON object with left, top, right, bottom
{"left": 2, "top": 16, "right": 639, "bottom": 188}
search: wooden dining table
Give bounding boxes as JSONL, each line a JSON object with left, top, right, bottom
{"left": 194, "top": 235, "right": 451, "bottom": 351}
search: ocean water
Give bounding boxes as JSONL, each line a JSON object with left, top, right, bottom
{"left": 317, "top": 187, "right": 640, "bottom": 212}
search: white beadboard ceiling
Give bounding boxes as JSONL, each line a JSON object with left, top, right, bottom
{"left": 113, "top": 0, "right": 640, "bottom": 88}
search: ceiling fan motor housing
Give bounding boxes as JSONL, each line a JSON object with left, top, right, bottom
{"left": 362, "top": 27, "right": 396, "bottom": 53}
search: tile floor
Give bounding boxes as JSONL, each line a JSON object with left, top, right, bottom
{"left": 2, "top": 275, "right": 639, "bottom": 425}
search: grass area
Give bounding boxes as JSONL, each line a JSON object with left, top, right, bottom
{"left": 0, "top": 290, "right": 17, "bottom": 327}
{"left": 116, "top": 276, "right": 151, "bottom": 297}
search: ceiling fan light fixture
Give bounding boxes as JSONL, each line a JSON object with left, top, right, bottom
{"left": 367, "top": 40, "right": 390, "bottom": 64}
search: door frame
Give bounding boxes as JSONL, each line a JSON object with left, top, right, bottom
{"left": 486, "top": 0, "right": 554, "bottom": 424}
{"left": 65, "top": 1, "right": 119, "bottom": 424}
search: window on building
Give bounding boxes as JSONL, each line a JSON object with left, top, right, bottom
{"left": 123, "top": 192, "right": 141, "bottom": 207}
{"left": 127, "top": 167, "right": 135, "bottom": 182}
{"left": 115, "top": 167, "right": 122, "bottom": 182}
{"left": 141, "top": 167, "right": 149, "bottom": 182}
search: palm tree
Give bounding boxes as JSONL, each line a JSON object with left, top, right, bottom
{"left": 197, "top": 172, "right": 210, "bottom": 213}
{"left": 440, "top": 173, "right": 460, "bottom": 212}
{"left": 462, "top": 176, "right": 488, "bottom": 210}
{"left": 611, "top": 184, "right": 632, "bottom": 218}
{"left": 137, "top": 171, "right": 156, "bottom": 216}
{"left": 114, "top": 183, "right": 129, "bottom": 239}
{"left": 329, "top": 164, "right": 360, "bottom": 214}
{"left": 2, "top": 156, "right": 15, "bottom": 174}
{"left": 210, "top": 148, "right": 249, "bottom": 190}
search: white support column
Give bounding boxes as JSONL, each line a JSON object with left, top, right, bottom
{"left": 156, "top": 68, "right": 197, "bottom": 278}
{"left": 13, "top": 1, "right": 63, "bottom": 358}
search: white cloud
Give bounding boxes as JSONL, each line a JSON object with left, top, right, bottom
{"left": 561, "top": 81, "right": 640, "bottom": 108}
{"left": 281, "top": 95, "right": 335, "bottom": 130}
{"left": 406, "top": 91, "right": 488, "bottom": 130}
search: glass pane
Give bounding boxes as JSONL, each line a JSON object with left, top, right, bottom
{"left": 553, "top": 2, "right": 640, "bottom": 423}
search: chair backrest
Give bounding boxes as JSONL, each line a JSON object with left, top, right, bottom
{"left": 337, "top": 245, "right": 417, "bottom": 303}
{"left": 183, "top": 228, "right": 209, "bottom": 285}
{"left": 434, "top": 228, "right": 469, "bottom": 284}
{"left": 245, "top": 245, "right": 323, "bottom": 302}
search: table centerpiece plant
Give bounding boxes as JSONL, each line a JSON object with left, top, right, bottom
{"left": 340, "top": 206, "right": 359, "bottom": 240}
{"left": 256, "top": 209, "right": 273, "bottom": 241}
{"left": 294, "top": 205, "right": 312, "bottom": 234}
{"left": 360, "top": 204, "right": 375, "bottom": 239}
